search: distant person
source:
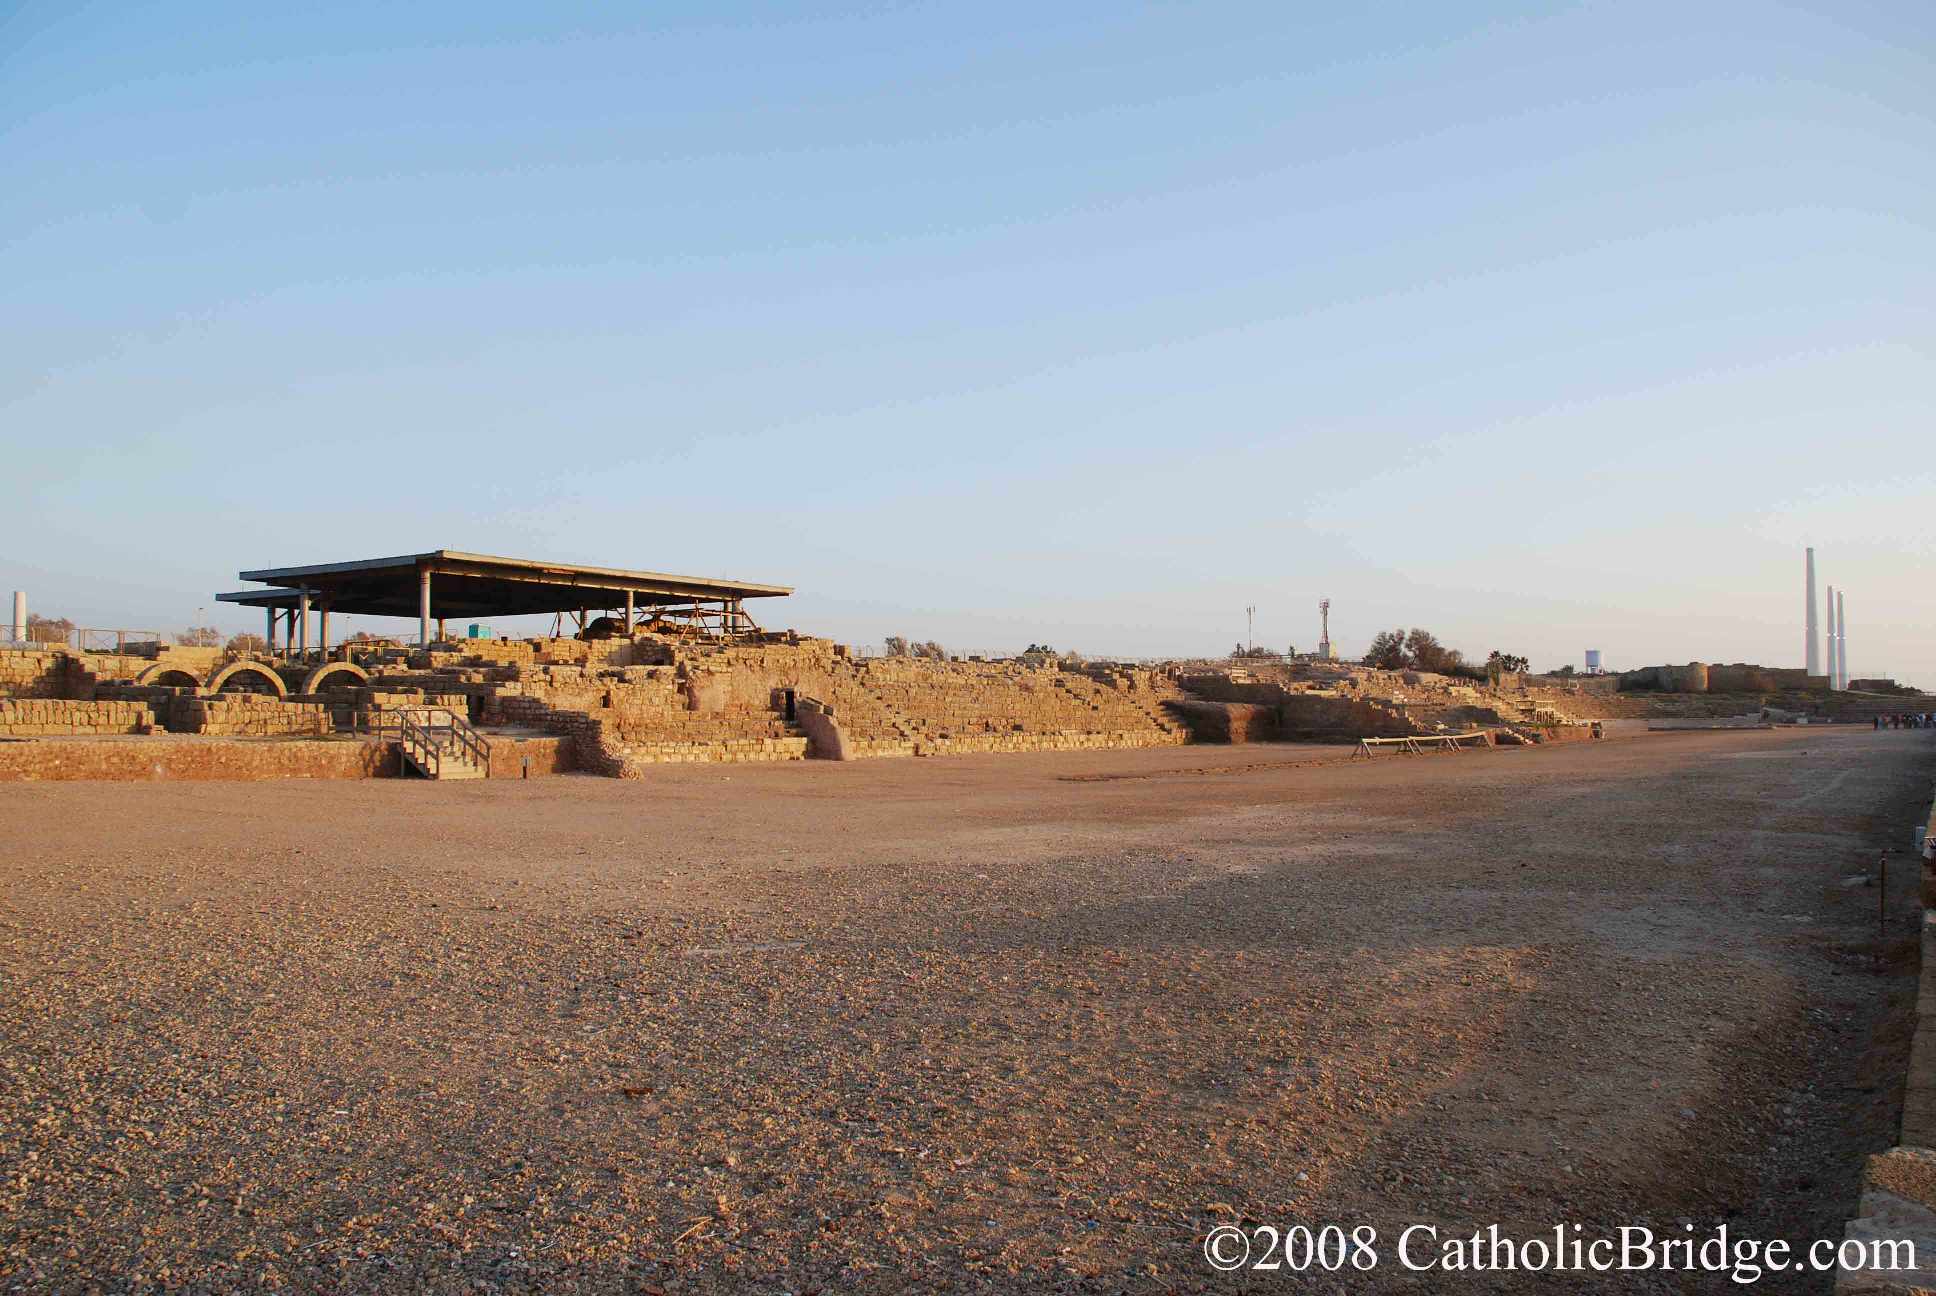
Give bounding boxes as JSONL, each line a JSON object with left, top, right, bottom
{"left": 1875, "top": 715, "right": 1883, "bottom": 730}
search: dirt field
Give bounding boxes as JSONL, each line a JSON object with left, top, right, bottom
{"left": 3, "top": 728, "right": 1933, "bottom": 1294}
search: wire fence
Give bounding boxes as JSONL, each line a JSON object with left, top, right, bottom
{"left": 1, "top": 627, "right": 165, "bottom": 652}
{"left": 844, "top": 643, "right": 1299, "bottom": 667}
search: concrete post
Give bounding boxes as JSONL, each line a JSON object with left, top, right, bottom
{"left": 298, "top": 591, "right": 311, "bottom": 662}
{"left": 319, "top": 603, "right": 330, "bottom": 658}
{"left": 625, "top": 589, "right": 634, "bottom": 633}
{"left": 265, "top": 607, "right": 276, "bottom": 656}
{"left": 419, "top": 568, "right": 432, "bottom": 647}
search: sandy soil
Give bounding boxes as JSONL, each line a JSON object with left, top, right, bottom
{"left": 2, "top": 728, "right": 1932, "bottom": 1294}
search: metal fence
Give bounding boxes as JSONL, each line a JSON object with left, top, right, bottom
{"left": 1, "top": 627, "right": 164, "bottom": 652}
{"left": 845, "top": 644, "right": 1266, "bottom": 667}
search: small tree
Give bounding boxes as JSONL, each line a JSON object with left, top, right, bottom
{"left": 226, "top": 632, "right": 268, "bottom": 656}
{"left": 912, "top": 640, "right": 947, "bottom": 660}
{"left": 884, "top": 636, "right": 910, "bottom": 657}
{"left": 1404, "top": 628, "right": 1463, "bottom": 675}
{"left": 26, "top": 614, "right": 74, "bottom": 645}
{"left": 177, "top": 626, "right": 221, "bottom": 647}
{"left": 1363, "top": 628, "right": 1408, "bottom": 670}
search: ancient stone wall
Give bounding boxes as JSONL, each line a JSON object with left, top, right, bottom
{"left": 463, "top": 640, "right": 1185, "bottom": 767}
{"left": 483, "top": 734, "right": 575, "bottom": 778}
{"left": 0, "top": 737, "right": 396, "bottom": 782}
{"left": 0, "top": 698, "right": 155, "bottom": 736}
{"left": 0, "top": 649, "right": 67, "bottom": 699}
{"left": 835, "top": 657, "right": 1186, "bottom": 750}
{"left": 1276, "top": 695, "right": 1418, "bottom": 741}
{"left": 176, "top": 696, "right": 333, "bottom": 737}
{"left": 1166, "top": 700, "right": 1281, "bottom": 743}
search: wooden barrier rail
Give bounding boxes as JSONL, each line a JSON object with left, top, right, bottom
{"left": 1352, "top": 731, "right": 1493, "bottom": 758}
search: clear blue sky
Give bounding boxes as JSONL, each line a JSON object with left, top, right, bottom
{"left": 3, "top": 2, "right": 1929, "bottom": 679}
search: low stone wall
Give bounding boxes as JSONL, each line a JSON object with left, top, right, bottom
{"left": 616, "top": 736, "right": 810, "bottom": 768}
{"left": 177, "top": 696, "right": 333, "bottom": 736}
{"left": 1523, "top": 724, "right": 1595, "bottom": 744}
{"left": 0, "top": 737, "right": 397, "bottom": 782}
{"left": 1166, "top": 700, "right": 1281, "bottom": 744}
{"left": 1647, "top": 716, "right": 1768, "bottom": 730}
{"left": 905, "top": 729, "right": 1181, "bottom": 758}
{"left": 0, "top": 648, "right": 68, "bottom": 698}
{"left": 483, "top": 734, "right": 575, "bottom": 778}
{"left": 0, "top": 698, "right": 154, "bottom": 736}
{"left": 1277, "top": 695, "right": 1415, "bottom": 741}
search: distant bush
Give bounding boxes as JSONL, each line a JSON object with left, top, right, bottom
{"left": 1363, "top": 628, "right": 1408, "bottom": 669}
{"left": 1364, "top": 626, "right": 1468, "bottom": 674}
{"left": 26, "top": 614, "right": 73, "bottom": 645}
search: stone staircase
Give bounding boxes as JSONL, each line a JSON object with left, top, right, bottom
{"left": 386, "top": 708, "right": 488, "bottom": 780}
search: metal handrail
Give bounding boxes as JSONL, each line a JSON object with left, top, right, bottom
{"left": 357, "top": 706, "right": 488, "bottom": 777}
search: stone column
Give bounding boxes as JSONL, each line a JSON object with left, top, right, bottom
{"left": 419, "top": 568, "right": 432, "bottom": 647}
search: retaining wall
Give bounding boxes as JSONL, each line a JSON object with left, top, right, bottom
{"left": 0, "top": 737, "right": 397, "bottom": 782}
{"left": 0, "top": 699, "right": 154, "bottom": 736}
{"left": 483, "top": 734, "right": 575, "bottom": 778}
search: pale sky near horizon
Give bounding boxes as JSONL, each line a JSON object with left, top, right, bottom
{"left": 3, "top": 3, "right": 1930, "bottom": 680}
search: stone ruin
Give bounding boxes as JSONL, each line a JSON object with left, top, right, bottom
{"left": 7, "top": 627, "right": 1917, "bottom": 781}
{"left": 0, "top": 632, "right": 1194, "bottom": 778}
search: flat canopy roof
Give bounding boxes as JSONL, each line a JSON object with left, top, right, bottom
{"left": 216, "top": 549, "right": 791, "bottom": 620}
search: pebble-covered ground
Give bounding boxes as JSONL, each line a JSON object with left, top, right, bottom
{"left": 2, "top": 728, "right": 1931, "bottom": 1294}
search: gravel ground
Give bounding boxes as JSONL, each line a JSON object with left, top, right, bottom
{"left": 2, "top": 728, "right": 1932, "bottom": 1294}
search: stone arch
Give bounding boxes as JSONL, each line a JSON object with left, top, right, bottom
{"left": 134, "top": 664, "right": 203, "bottom": 690}
{"left": 204, "top": 660, "right": 288, "bottom": 698}
{"left": 300, "top": 661, "right": 369, "bottom": 695}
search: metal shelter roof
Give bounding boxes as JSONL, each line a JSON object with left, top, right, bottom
{"left": 215, "top": 550, "right": 791, "bottom": 620}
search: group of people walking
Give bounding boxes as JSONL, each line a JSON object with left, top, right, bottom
{"left": 1876, "top": 713, "right": 1933, "bottom": 729}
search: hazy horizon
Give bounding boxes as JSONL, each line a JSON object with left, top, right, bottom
{"left": 4, "top": 3, "right": 1929, "bottom": 682}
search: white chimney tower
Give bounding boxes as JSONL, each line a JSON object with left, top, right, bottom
{"left": 9, "top": 591, "right": 23, "bottom": 644}
{"left": 1804, "top": 549, "right": 1820, "bottom": 676}
{"left": 1826, "top": 585, "right": 1838, "bottom": 690}
{"left": 1838, "top": 589, "right": 1848, "bottom": 688}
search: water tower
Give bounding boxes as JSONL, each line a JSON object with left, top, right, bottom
{"left": 1317, "top": 599, "right": 1332, "bottom": 660}
{"left": 1585, "top": 649, "right": 1603, "bottom": 675}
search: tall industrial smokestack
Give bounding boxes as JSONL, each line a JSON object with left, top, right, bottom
{"left": 9, "top": 591, "right": 22, "bottom": 644}
{"left": 1838, "top": 589, "right": 1848, "bottom": 688}
{"left": 1804, "top": 549, "right": 1820, "bottom": 676}
{"left": 1826, "top": 585, "right": 1838, "bottom": 690}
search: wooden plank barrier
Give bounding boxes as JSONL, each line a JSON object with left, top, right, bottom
{"left": 1353, "top": 731, "right": 1494, "bottom": 758}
